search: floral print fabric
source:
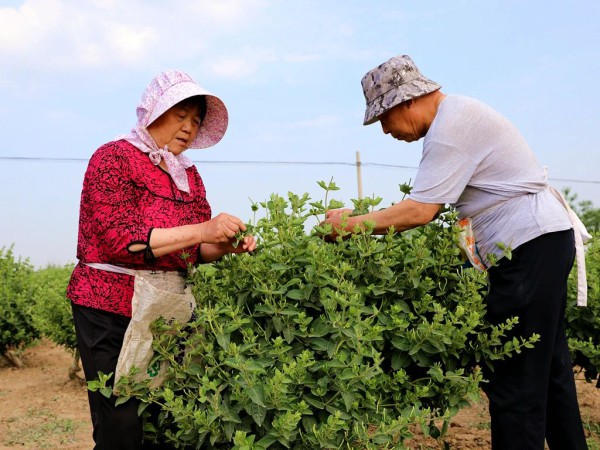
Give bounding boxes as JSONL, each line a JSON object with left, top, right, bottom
{"left": 67, "top": 139, "right": 212, "bottom": 317}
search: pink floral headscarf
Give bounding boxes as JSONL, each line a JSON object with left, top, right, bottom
{"left": 120, "top": 70, "right": 229, "bottom": 193}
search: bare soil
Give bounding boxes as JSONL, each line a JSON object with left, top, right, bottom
{"left": 0, "top": 340, "right": 92, "bottom": 449}
{"left": 1, "top": 340, "right": 599, "bottom": 449}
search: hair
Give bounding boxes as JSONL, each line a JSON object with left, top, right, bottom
{"left": 176, "top": 95, "right": 208, "bottom": 124}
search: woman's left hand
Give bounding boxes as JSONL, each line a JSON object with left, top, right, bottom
{"left": 200, "top": 234, "right": 257, "bottom": 262}
{"left": 230, "top": 234, "right": 257, "bottom": 254}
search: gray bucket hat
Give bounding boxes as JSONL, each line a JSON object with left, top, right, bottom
{"left": 361, "top": 55, "right": 441, "bottom": 125}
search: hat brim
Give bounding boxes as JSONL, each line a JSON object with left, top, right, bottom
{"left": 147, "top": 81, "right": 229, "bottom": 149}
{"left": 363, "top": 79, "right": 441, "bottom": 126}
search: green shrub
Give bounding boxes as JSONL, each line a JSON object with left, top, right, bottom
{"left": 31, "top": 264, "right": 77, "bottom": 352}
{"left": 30, "top": 263, "right": 81, "bottom": 380}
{"left": 0, "top": 246, "right": 39, "bottom": 363}
{"left": 566, "top": 233, "right": 600, "bottom": 385}
{"left": 112, "top": 184, "right": 537, "bottom": 449}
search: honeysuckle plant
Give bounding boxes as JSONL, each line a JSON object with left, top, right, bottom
{"left": 108, "top": 181, "right": 538, "bottom": 449}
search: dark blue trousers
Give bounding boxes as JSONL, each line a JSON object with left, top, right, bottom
{"left": 483, "top": 229, "right": 587, "bottom": 450}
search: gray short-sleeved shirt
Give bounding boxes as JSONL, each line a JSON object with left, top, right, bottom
{"left": 408, "top": 95, "right": 571, "bottom": 266}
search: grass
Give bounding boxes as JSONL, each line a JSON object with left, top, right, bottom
{"left": 2, "top": 407, "right": 85, "bottom": 449}
{"left": 585, "top": 419, "right": 600, "bottom": 450}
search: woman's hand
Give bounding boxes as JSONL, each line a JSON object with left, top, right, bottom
{"left": 200, "top": 234, "right": 257, "bottom": 263}
{"left": 213, "top": 234, "right": 257, "bottom": 254}
{"left": 145, "top": 213, "right": 252, "bottom": 259}
{"left": 196, "top": 213, "right": 257, "bottom": 262}
{"left": 321, "top": 208, "right": 355, "bottom": 241}
{"left": 234, "top": 234, "right": 257, "bottom": 253}
{"left": 198, "top": 213, "right": 248, "bottom": 244}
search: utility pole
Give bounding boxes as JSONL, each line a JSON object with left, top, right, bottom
{"left": 356, "top": 151, "right": 363, "bottom": 199}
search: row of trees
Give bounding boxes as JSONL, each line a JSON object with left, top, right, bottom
{"left": 0, "top": 249, "right": 79, "bottom": 377}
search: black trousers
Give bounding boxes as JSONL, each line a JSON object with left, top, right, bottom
{"left": 72, "top": 303, "right": 167, "bottom": 450}
{"left": 483, "top": 229, "right": 587, "bottom": 450}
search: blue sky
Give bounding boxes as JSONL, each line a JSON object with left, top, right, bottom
{"left": 1, "top": 0, "right": 599, "bottom": 268}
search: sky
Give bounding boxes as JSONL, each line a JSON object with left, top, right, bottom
{"left": 1, "top": 0, "right": 599, "bottom": 268}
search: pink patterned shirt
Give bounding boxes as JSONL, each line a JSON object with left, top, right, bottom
{"left": 67, "top": 139, "right": 211, "bottom": 317}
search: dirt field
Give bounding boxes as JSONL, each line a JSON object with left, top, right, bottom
{"left": 1, "top": 340, "right": 599, "bottom": 449}
{"left": 0, "top": 340, "right": 92, "bottom": 449}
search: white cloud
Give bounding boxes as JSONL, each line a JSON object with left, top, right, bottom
{"left": 89, "top": 0, "right": 117, "bottom": 8}
{"left": 210, "top": 47, "right": 278, "bottom": 79}
{"left": 211, "top": 56, "right": 260, "bottom": 79}
{"left": 77, "top": 43, "right": 105, "bottom": 67}
{"left": 185, "top": 0, "right": 269, "bottom": 25}
{"left": 0, "top": 0, "right": 64, "bottom": 53}
{"left": 0, "top": 0, "right": 272, "bottom": 72}
{"left": 104, "top": 22, "right": 158, "bottom": 64}
{"left": 0, "top": 0, "right": 159, "bottom": 69}
{"left": 0, "top": 0, "right": 369, "bottom": 85}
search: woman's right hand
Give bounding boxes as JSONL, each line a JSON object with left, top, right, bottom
{"left": 145, "top": 213, "right": 250, "bottom": 259}
{"left": 198, "top": 213, "right": 247, "bottom": 244}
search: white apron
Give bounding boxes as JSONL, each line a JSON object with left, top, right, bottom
{"left": 86, "top": 263, "right": 196, "bottom": 392}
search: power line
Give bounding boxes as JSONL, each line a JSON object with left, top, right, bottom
{"left": 0, "top": 156, "right": 412, "bottom": 168}
{"left": 1, "top": 156, "right": 88, "bottom": 163}
{"left": 2, "top": 155, "right": 600, "bottom": 185}
{"left": 0, "top": 156, "right": 417, "bottom": 170}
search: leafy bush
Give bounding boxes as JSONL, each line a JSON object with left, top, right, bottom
{"left": 112, "top": 184, "right": 537, "bottom": 449}
{"left": 0, "top": 246, "right": 39, "bottom": 365}
{"left": 564, "top": 188, "right": 600, "bottom": 233}
{"left": 31, "top": 264, "right": 77, "bottom": 352}
{"left": 566, "top": 233, "right": 600, "bottom": 385}
{"left": 30, "top": 263, "right": 82, "bottom": 379}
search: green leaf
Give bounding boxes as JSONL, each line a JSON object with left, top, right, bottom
{"left": 256, "top": 434, "right": 278, "bottom": 448}
{"left": 100, "top": 387, "right": 113, "bottom": 399}
{"left": 246, "top": 403, "right": 267, "bottom": 427}
{"left": 341, "top": 391, "right": 356, "bottom": 411}
{"left": 304, "top": 396, "right": 325, "bottom": 409}
{"left": 216, "top": 333, "right": 230, "bottom": 348}
{"left": 286, "top": 289, "right": 305, "bottom": 300}
{"left": 246, "top": 384, "right": 266, "bottom": 407}
{"left": 309, "top": 318, "right": 331, "bottom": 337}
{"left": 114, "top": 395, "right": 130, "bottom": 406}
{"left": 311, "top": 338, "right": 335, "bottom": 356}
{"left": 338, "top": 368, "right": 355, "bottom": 381}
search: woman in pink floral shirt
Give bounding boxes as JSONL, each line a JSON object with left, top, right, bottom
{"left": 68, "top": 71, "right": 255, "bottom": 450}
